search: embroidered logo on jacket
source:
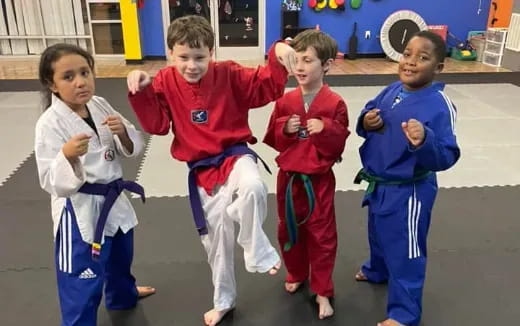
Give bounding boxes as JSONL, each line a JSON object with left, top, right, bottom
{"left": 79, "top": 268, "right": 97, "bottom": 279}
{"left": 298, "top": 127, "right": 309, "bottom": 139}
{"left": 104, "top": 149, "right": 115, "bottom": 161}
{"left": 191, "top": 110, "right": 208, "bottom": 124}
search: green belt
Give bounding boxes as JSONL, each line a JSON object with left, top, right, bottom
{"left": 284, "top": 173, "right": 315, "bottom": 252}
{"left": 354, "top": 168, "right": 431, "bottom": 194}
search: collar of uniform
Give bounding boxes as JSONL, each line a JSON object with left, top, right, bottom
{"left": 295, "top": 84, "right": 330, "bottom": 115}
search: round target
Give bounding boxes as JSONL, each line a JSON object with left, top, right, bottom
{"left": 380, "top": 10, "right": 428, "bottom": 62}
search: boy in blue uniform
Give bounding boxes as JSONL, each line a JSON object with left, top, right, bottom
{"left": 354, "top": 31, "right": 460, "bottom": 326}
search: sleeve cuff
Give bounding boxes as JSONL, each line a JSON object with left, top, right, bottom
{"left": 56, "top": 149, "right": 85, "bottom": 186}
{"left": 409, "top": 126, "right": 434, "bottom": 152}
{"left": 267, "top": 41, "right": 289, "bottom": 84}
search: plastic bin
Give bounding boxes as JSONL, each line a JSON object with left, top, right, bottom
{"left": 470, "top": 36, "right": 486, "bottom": 61}
{"left": 482, "top": 52, "right": 502, "bottom": 67}
{"left": 484, "top": 41, "right": 504, "bottom": 55}
{"left": 486, "top": 29, "right": 508, "bottom": 43}
{"left": 451, "top": 48, "right": 477, "bottom": 61}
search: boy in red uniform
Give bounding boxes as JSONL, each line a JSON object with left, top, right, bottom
{"left": 127, "top": 15, "right": 296, "bottom": 326}
{"left": 264, "top": 29, "right": 349, "bottom": 319}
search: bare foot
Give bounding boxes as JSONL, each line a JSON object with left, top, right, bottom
{"left": 268, "top": 260, "right": 282, "bottom": 276}
{"left": 137, "top": 286, "right": 156, "bottom": 298}
{"left": 316, "top": 295, "right": 334, "bottom": 319}
{"left": 377, "top": 318, "right": 405, "bottom": 326}
{"left": 204, "top": 307, "right": 233, "bottom": 326}
{"left": 355, "top": 270, "right": 368, "bottom": 282}
{"left": 284, "top": 281, "right": 302, "bottom": 293}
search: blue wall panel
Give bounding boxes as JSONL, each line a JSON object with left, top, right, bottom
{"left": 139, "top": 1, "right": 491, "bottom": 56}
{"left": 139, "top": 0, "right": 165, "bottom": 56}
{"left": 266, "top": 0, "right": 491, "bottom": 54}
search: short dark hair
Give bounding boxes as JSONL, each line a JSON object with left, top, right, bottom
{"left": 291, "top": 29, "right": 338, "bottom": 65}
{"left": 38, "top": 43, "right": 95, "bottom": 109}
{"left": 167, "top": 15, "right": 215, "bottom": 51}
{"left": 410, "top": 30, "right": 447, "bottom": 62}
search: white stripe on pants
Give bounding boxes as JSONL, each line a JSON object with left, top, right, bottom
{"left": 199, "top": 155, "right": 280, "bottom": 311}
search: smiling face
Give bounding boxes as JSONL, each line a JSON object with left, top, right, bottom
{"left": 169, "top": 43, "right": 213, "bottom": 84}
{"left": 50, "top": 54, "right": 95, "bottom": 112}
{"left": 398, "top": 36, "right": 444, "bottom": 91}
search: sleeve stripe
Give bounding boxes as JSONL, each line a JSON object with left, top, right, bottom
{"left": 438, "top": 90, "right": 457, "bottom": 133}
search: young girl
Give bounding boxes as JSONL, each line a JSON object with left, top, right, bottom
{"left": 34, "top": 43, "right": 155, "bottom": 326}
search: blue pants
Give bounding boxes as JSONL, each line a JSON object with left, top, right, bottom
{"left": 55, "top": 200, "right": 138, "bottom": 326}
{"left": 361, "top": 181, "right": 436, "bottom": 326}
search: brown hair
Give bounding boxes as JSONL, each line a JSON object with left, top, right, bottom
{"left": 167, "top": 15, "right": 214, "bottom": 51}
{"left": 38, "top": 43, "right": 95, "bottom": 109}
{"left": 291, "top": 29, "right": 338, "bottom": 65}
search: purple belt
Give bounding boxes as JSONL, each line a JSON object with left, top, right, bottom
{"left": 187, "top": 143, "right": 271, "bottom": 235}
{"left": 78, "top": 178, "right": 145, "bottom": 259}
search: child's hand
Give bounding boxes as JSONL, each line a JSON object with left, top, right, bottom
{"left": 275, "top": 42, "right": 296, "bottom": 74}
{"left": 62, "top": 133, "right": 91, "bottom": 161}
{"left": 103, "top": 115, "right": 127, "bottom": 137}
{"left": 307, "top": 118, "right": 324, "bottom": 135}
{"left": 284, "top": 114, "right": 301, "bottom": 134}
{"left": 363, "top": 109, "right": 384, "bottom": 131}
{"left": 127, "top": 70, "right": 151, "bottom": 95}
{"left": 402, "top": 119, "right": 425, "bottom": 147}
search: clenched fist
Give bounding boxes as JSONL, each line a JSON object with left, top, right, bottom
{"left": 284, "top": 114, "right": 301, "bottom": 134}
{"left": 103, "top": 115, "right": 127, "bottom": 138}
{"left": 307, "top": 118, "right": 324, "bottom": 135}
{"left": 401, "top": 119, "right": 425, "bottom": 147}
{"left": 127, "top": 70, "right": 152, "bottom": 95}
{"left": 275, "top": 42, "right": 297, "bottom": 74}
{"left": 363, "top": 109, "right": 384, "bottom": 131}
{"left": 62, "top": 133, "right": 91, "bottom": 162}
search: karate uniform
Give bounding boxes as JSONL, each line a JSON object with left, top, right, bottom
{"left": 35, "top": 95, "right": 144, "bottom": 326}
{"left": 263, "top": 85, "right": 349, "bottom": 297}
{"left": 128, "top": 44, "right": 288, "bottom": 310}
{"left": 356, "top": 81, "right": 460, "bottom": 326}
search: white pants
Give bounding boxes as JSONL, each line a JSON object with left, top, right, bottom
{"left": 199, "top": 155, "right": 280, "bottom": 311}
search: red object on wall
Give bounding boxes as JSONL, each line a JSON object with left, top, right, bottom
{"left": 137, "top": 0, "right": 145, "bottom": 9}
{"left": 428, "top": 25, "right": 448, "bottom": 41}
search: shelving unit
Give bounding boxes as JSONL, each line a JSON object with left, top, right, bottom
{"left": 482, "top": 27, "right": 508, "bottom": 67}
{"left": 281, "top": 10, "right": 310, "bottom": 39}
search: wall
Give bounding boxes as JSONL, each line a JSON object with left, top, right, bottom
{"left": 488, "top": 0, "right": 514, "bottom": 27}
{"left": 140, "top": 1, "right": 493, "bottom": 56}
{"left": 266, "top": 0, "right": 492, "bottom": 54}
{"left": 139, "top": 0, "right": 165, "bottom": 57}
{"left": 501, "top": 0, "right": 520, "bottom": 71}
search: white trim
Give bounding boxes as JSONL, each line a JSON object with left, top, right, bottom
{"left": 62, "top": 209, "right": 68, "bottom": 273}
{"left": 161, "top": 0, "right": 170, "bottom": 58}
{"left": 415, "top": 201, "right": 422, "bottom": 258}
{"left": 0, "top": 35, "right": 92, "bottom": 40}
{"left": 215, "top": 1, "right": 265, "bottom": 61}
{"left": 67, "top": 210, "right": 72, "bottom": 274}
{"left": 87, "top": 0, "right": 119, "bottom": 3}
{"left": 91, "top": 20, "right": 123, "bottom": 24}
{"left": 73, "top": 0, "right": 87, "bottom": 49}
{"left": 408, "top": 196, "right": 413, "bottom": 259}
{"left": 59, "top": 210, "right": 64, "bottom": 272}
{"left": 160, "top": 0, "right": 265, "bottom": 61}
{"left": 408, "top": 189, "right": 422, "bottom": 259}
{"left": 438, "top": 91, "right": 457, "bottom": 134}
{"left": 506, "top": 14, "right": 520, "bottom": 52}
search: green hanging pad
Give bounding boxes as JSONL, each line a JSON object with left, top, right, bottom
{"left": 350, "top": 0, "right": 361, "bottom": 9}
